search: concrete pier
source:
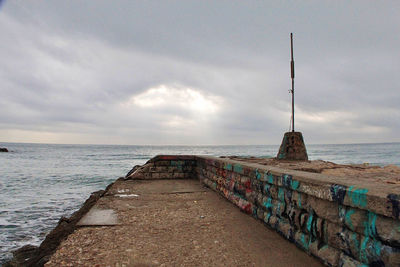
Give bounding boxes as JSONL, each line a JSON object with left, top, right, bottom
{"left": 6, "top": 155, "right": 400, "bottom": 266}
{"left": 46, "top": 179, "right": 322, "bottom": 266}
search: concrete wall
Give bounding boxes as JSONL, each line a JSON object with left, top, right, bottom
{"left": 127, "top": 155, "right": 400, "bottom": 267}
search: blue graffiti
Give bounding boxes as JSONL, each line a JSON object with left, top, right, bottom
{"left": 330, "top": 184, "right": 347, "bottom": 205}
{"left": 264, "top": 183, "right": 271, "bottom": 195}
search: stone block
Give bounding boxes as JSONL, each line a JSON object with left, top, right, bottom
{"left": 338, "top": 253, "right": 365, "bottom": 267}
{"left": 292, "top": 191, "right": 308, "bottom": 209}
{"left": 255, "top": 193, "right": 264, "bottom": 208}
{"left": 245, "top": 190, "right": 256, "bottom": 205}
{"left": 327, "top": 222, "right": 347, "bottom": 251}
{"left": 327, "top": 222, "right": 363, "bottom": 259}
{"left": 276, "top": 218, "right": 293, "bottom": 240}
{"left": 268, "top": 214, "right": 280, "bottom": 229}
{"left": 240, "top": 175, "right": 251, "bottom": 188}
{"left": 159, "top": 172, "right": 172, "bottom": 179}
{"left": 151, "top": 173, "right": 160, "bottom": 179}
{"left": 157, "top": 166, "right": 169, "bottom": 172}
{"left": 271, "top": 199, "right": 286, "bottom": 218}
{"left": 256, "top": 208, "right": 264, "bottom": 220}
{"left": 265, "top": 184, "right": 279, "bottom": 200}
{"left": 149, "top": 166, "right": 157, "bottom": 172}
{"left": 381, "top": 245, "right": 400, "bottom": 267}
{"left": 309, "top": 242, "right": 340, "bottom": 267}
{"left": 307, "top": 195, "right": 340, "bottom": 223}
{"left": 183, "top": 173, "right": 193, "bottom": 179}
{"left": 376, "top": 214, "right": 400, "bottom": 246}
{"left": 294, "top": 231, "right": 311, "bottom": 252}
{"left": 154, "top": 160, "right": 170, "bottom": 166}
{"left": 173, "top": 172, "right": 185, "bottom": 179}
{"left": 251, "top": 179, "right": 263, "bottom": 194}
{"left": 358, "top": 235, "right": 384, "bottom": 264}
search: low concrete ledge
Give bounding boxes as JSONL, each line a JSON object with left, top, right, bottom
{"left": 127, "top": 155, "right": 400, "bottom": 266}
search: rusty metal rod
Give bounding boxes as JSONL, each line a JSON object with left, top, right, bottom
{"left": 290, "top": 33, "right": 295, "bottom": 132}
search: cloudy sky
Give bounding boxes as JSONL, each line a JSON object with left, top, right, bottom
{"left": 0, "top": 1, "right": 399, "bottom": 145}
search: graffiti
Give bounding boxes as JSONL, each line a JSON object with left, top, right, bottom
{"left": 348, "top": 186, "right": 368, "bottom": 208}
{"left": 387, "top": 194, "right": 400, "bottom": 219}
{"left": 233, "top": 164, "right": 243, "bottom": 174}
{"left": 281, "top": 174, "right": 300, "bottom": 191}
{"left": 345, "top": 208, "right": 356, "bottom": 231}
{"left": 223, "top": 162, "right": 233, "bottom": 171}
{"left": 200, "top": 159, "right": 398, "bottom": 266}
{"left": 255, "top": 168, "right": 262, "bottom": 180}
{"left": 330, "top": 184, "right": 347, "bottom": 205}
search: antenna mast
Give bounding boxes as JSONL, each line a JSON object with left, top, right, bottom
{"left": 276, "top": 33, "right": 308, "bottom": 161}
{"left": 290, "top": 33, "right": 295, "bottom": 132}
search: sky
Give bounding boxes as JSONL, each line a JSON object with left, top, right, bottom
{"left": 0, "top": 1, "right": 399, "bottom": 145}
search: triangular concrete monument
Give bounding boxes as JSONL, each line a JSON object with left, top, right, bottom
{"left": 277, "top": 131, "right": 308, "bottom": 160}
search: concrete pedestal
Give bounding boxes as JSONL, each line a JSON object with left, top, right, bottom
{"left": 277, "top": 131, "right": 308, "bottom": 160}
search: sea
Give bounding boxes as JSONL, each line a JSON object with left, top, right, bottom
{"left": 1, "top": 142, "right": 400, "bottom": 264}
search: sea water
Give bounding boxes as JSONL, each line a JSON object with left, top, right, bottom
{"left": 1, "top": 142, "right": 399, "bottom": 264}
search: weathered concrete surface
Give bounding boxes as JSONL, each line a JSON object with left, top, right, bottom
{"left": 227, "top": 156, "right": 400, "bottom": 187}
{"left": 277, "top": 132, "right": 308, "bottom": 160}
{"left": 77, "top": 209, "right": 119, "bottom": 226}
{"left": 46, "top": 179, "right": 323, "bottom": 267}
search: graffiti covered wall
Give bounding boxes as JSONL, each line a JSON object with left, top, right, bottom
{"left": 127, "top": 155, "right": 400, "bottom": 266}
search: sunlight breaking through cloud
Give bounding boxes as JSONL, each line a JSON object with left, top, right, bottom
{"left": 128, "top": 84, "right": 222, "bottom": 114}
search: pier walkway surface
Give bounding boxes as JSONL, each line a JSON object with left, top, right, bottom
{"left": 45, "top": 178, "right": 323, "bottom": 267}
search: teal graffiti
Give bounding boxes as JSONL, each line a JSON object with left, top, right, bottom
{"left": 300, "top": 233, "right": 309, "bottom": 250}
{"left": 345, "top": 208, "right": 356, "bottom": 231}
{"left": 291, "top": 180, "right": 300, "bottom": 190}
{"left": 276, "top": 201, "right": 282, "bottom": 216}
{"left": 224, "top": 163, "right": 232, "bottom": 171}
{"left": 360, "top": 237, "right": 369, "bottom": 263}
{"left": 264, "top": 172, "right": 275, "bottom": 184}
{"left": 366, "top": 211, "right": 377, "bottom": 238}
{"left": 298, "top": 193, "right": 302, "bottom": 208}
{"left": 278, "top": 187, "right": 285, "bottom": 202}
{"left": 255, "top": 168, "right": 261, "bottom": 180}
{"left": 233, "top": 164, "right": 243, "bottom": 174}
{"left": 263, "top": 197, "right": 273, "bottom": 209}
{"left": 348, "top": 186, "right": 368, "bottom": 208}
{"left": 351, "top": 232, "right": 359, "bottom": 255}
{"left": 359, "top": 211, "right": 381, "bottom": 263}
{"left": 171, "top": 160, "right": 184, "bottom": 166}
{"left": 306, "top": 211, "right": 314, "bottom": 233}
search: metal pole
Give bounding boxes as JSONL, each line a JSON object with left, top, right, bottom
{"left": 290, "top": 33, "right": 295, "bottom": 132}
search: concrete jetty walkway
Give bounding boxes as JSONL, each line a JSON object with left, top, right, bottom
{"left": 46, "top": 179, "right": 323, "bottom": 267}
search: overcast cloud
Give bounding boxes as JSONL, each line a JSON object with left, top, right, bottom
{"left": 0, "top": 1, "right": 399, "bottom": 145}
